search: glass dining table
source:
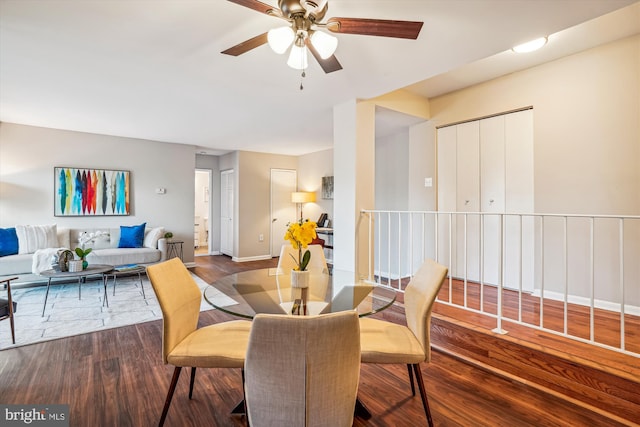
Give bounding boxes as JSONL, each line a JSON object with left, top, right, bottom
{"left": 203, "top": 266, "right": 396, "bottom": 420}
{"left": 203, "top": 267, "right": 397, "bottom": 319}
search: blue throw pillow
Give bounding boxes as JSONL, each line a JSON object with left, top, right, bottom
{"left": 0, "top": 228, "right": 19, "bottom": 257}
{"left": 118, "top": 223, "right": 146, "bottom": 248}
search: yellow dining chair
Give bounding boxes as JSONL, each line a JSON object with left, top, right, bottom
{"left": 147, "top": 258, "right": 252, "bottom": 427}
{"left": 0, "top": 276, "right": 18, "bottom": 345}
{"left": 244, "top": 311, "right": 361, "bottom": 427}
{"left": 359, "top": 258, "right": 448, "bottom": 427}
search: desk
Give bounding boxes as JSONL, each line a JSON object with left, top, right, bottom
{"left": 203, "top": 268, "right": 396, "bottom": 319}
{"left": 40, "top": 264, "right": 113, "bottom": 316}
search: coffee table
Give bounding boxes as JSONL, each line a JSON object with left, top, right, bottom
{"left": 40, "top": 264, "right": 114, "bottom": 316}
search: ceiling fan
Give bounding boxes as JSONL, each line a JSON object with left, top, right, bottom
{"left": 222, "top": 0, "right": 423, "bottom": 73}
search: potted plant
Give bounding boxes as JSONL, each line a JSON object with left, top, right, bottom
{"left": 284, "top": 219, "right": 317, "bottom": 288}
{"left": 76, "top": 230, "right": 108, "bottom": 270}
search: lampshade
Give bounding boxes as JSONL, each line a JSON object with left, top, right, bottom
{"left": 310, "top": 30, "right": 338, "bottom": 59}
{"left": 291, "top": 191, "right": 316, "bottom": 204}
{"left": 287, "top": 44, "right": 308, "bottom": 70}
{"left": 268, "top": 26, "right": 295, "bottom": 54}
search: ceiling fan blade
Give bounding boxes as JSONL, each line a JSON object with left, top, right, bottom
{"left": 305, "top": 38, "right": 342, "bottom": 73}
{"left": 326, "top": 17, "right": 423, "bottom": 39}
{"left": 221, "top": 32, "right": 269, "bottom": 56}
{"left": 227, "top": 0, "right": 283, "bottom": 18}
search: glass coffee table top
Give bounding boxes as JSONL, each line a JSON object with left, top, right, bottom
{"left": 204, "top": 267, "right": 396, "bottom": 319}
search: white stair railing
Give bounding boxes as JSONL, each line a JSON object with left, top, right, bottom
{"left": 361, "top": 210, "right": 640, "bottom": 358}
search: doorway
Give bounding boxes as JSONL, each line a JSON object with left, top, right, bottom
{"left": 220, "top": 169, "right": 234, "bottom": 257}
{"left": 195, "top": 169, "right": 211, "bottom": 256}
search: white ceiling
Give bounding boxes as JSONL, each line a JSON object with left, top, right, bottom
{"left": 1, "top": 0, "right": 638, "bottom": 156}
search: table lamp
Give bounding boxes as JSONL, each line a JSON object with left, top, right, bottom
{"left": 291, "top": 191, "right": 316, "bottom": 222}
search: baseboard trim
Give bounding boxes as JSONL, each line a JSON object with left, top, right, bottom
{"left": 231, "top": 255, "right": 273, "bottom": 262}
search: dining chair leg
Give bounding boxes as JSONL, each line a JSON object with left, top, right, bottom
{"left": 189, "top": 367, "right": 197, "bottom": 399}
{"left": 412, "top": 363, "right": 434, "bottom": 427}
{"left": 159, "top": 366, "right": 182, "bottom": 427}
{"left": 242, "top": 369, "right": 250, "bottom": 427}
{"left": 407, "top": 364, "right": 416, "bottom": 396}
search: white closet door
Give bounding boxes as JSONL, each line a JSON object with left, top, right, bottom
{"left": 480, "top": 115, "right": 505, "bottom": 285}
{"left": 456, "top": 121, "right": 480, "bottom": 281}
{"left": 505, "top": 109, "right": 534, "bottom": 291}
{"left": 437, "top": 126, "right": 457, "bottom": 273}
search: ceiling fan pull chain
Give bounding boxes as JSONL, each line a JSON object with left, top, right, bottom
{"left": 300, "top": 69, "right": 306, "bottom": 90}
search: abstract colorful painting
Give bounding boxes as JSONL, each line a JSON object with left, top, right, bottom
{"left": 54, "top": 167, "right": 130, "bottom": 216}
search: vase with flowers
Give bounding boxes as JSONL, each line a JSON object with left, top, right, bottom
{"left": 284, "top": 219, "right": 317, "bottom": 288}
{"left": 76, "top": 230, "right": 109, "bottom": 270}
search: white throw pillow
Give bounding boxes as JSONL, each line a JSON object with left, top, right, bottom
{"left": 143, "top": 227, "right": 165, "bottom": 249}
{"left": 16, "top": 224, "right": 59, "bottom": 254}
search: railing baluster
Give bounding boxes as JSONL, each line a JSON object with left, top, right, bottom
{"left": 619, "top": 218, "right": 625, "bottom": 351}
{"left": 563, "top": 216, "right": 568, "bottom": 336}
{"left": 590, "top": 217, "right": 595, "bottom": 342}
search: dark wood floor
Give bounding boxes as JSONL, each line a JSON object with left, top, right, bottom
{"left": 0, "top": 255, "right": 628, "bottom": 427}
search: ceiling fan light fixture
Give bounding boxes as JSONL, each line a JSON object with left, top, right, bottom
{"left": 287, "top": 44, "right": 308, "bottom": 70}
{"left": 268, "top": 26, "right": 295, "bottom": 54}
{"left": 310, "top": 30, "right": 338, "bottom": 59}
{"left": 512, "top": 37, "right": 547, "bottom": 53}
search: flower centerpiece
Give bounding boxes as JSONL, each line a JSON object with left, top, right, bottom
{"left": 284, "top": 219, "right": 317, "bottom": 288}
{"left": 76, "top": 230, "right": 109, "bottom": 270}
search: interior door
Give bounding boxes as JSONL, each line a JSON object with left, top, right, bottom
{"left": 220, "top": 169, "right": 234, "bottom": 257}
{"left": 270, "top": 169, "right": 297, "bottom": 257}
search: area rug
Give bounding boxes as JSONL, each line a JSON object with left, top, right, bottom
{"left": 0, "top": 272, "right": 236, "bottom": 350}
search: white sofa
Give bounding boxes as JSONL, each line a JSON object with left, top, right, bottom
{"left": 0, "top": 225, "right": 167, "bottom": 283}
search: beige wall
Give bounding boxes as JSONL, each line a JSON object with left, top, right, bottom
{"left": 410, "top": 35, "right": 640, "bottom": 305}
{"left": 297, "top": 149, "right": 333, "bottom": 225}
{"left": 236, "top": 151, "right": 297, "bottom": 260}
{"left": 427, "top": 34, "right": 640, "bottom": 216}
{"left": 0, "top": 122, "right": 197, "bottom": 262}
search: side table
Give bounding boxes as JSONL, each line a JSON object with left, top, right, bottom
{"left": 104, "top": 265, "right": 147, "bottom": 299}
{"left": 167, "top": 240, "right": 184, "bottom": 261}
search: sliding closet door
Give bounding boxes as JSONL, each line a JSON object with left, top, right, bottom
{"left": 480, "top": 115, "right": 506, "bottom": 286}
{"left": 505, "top": 109, "right": 534, "bottom": 291}
{"left": 437, "top": 125, "right": 457, "bottom": 274}
{"left": 437, "top": 109, "right": 534, "bottom": 289}
{"left": 456, "top": 121, "right": 480, "bottom": 282}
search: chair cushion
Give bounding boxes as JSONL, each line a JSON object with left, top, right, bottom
{"left": 167, "top": 320, "right": 251, "bottom": 368}
{"left": 359, "top": 317, "right": 425, "bottom": 364}
{"left": 0, "top": 298, "right": 17, "bottom": 317}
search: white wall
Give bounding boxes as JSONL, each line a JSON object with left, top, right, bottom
{"left": 0, "top": 122, "right": 197, "bottom": 262}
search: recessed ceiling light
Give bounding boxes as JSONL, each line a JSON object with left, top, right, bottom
{"left": 512, "top": 37, "right": 548, "bottom": 53}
